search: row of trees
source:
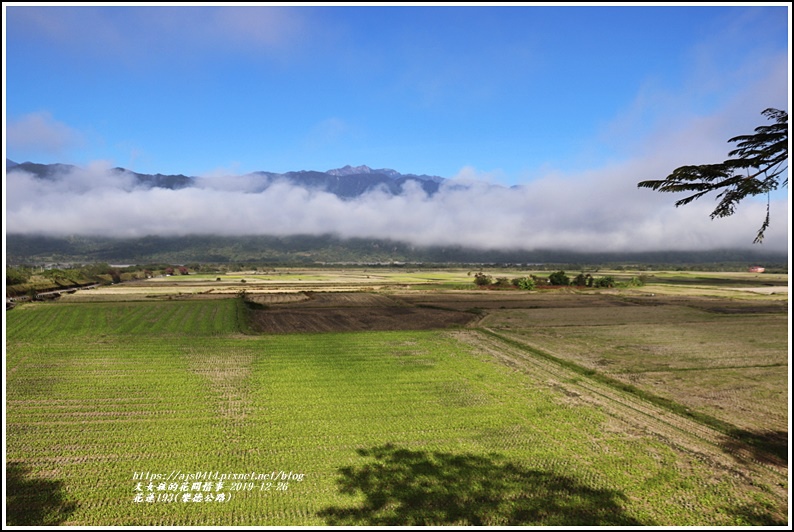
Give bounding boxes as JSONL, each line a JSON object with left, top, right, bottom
{"left": 473, "top": 271, "right": 629, "bottom": 290}
{"left": 557, "top": 272, "right": 617, "bottom": 288}
{"left": 473, "top": 272, "right": 537, "bottom": 290}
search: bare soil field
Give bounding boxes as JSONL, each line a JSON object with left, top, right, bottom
{"left": 393, "top": 289, "right": 628, "bottom": 310}
{"left": 723, "top": 285, "right": 789, "bottom": 295}
{"left": 247, "top": 292, "right": 477, "bottom": 333}
{"left": 253, "top": 291, "right": 399, "bottom": 308}
{"left": 615, "top": 293, "right": 789, "bottom": 315}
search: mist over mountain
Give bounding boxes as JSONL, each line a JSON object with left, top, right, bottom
{"left": 4, "top": 159, "right": 789, "bottom": 256}
{"left": 7, "top": 160, "right": 443, "bottom": 198}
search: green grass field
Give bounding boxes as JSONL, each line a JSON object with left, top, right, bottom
{"left": 5, "top": 292, "right": 788, "bottom": 526}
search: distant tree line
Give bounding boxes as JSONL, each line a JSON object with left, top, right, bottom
{"left": 6, "top": 233, "right": 788, "bottom": 268}
{"left": 472, "top": 271, "right": 645, "bottom": 290}
{"left": 5, "top": 263, "right": 197, "bottom": 298}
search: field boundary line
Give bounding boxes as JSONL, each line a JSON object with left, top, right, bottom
{"left": 465, "top": 328, "right": 787, "bottom": 479}
{"left": 615, "top": 363, "right": 787, "bottom": 374}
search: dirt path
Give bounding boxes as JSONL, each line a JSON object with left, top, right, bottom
{"left": 722, "top": 286, "right": 789, "bottom": 295}
{"left": 450, "top": 329, "right": 788, "bottom": 493}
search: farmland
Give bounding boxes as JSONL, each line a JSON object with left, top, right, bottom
{"left": 4, "top": 268, "right": 790, "bottom": 526}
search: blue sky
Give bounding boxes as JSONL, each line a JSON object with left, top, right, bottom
{"left": 3, "top": 3, "right": 791, "bottom": 251}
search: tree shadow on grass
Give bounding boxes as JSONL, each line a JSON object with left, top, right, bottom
{"left": 5, "top": 461, "right": 77, "bottom": 526}
{"left": 724, "top": 502, "right": 788, "bottom": 526}
{"left": 318, "top": 444, "right": 645, "bottom": 526}
{"left": 721, "top": 429, "right": 788, "bottom": 467}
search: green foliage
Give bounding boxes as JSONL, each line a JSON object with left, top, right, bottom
{"left": 473, "top": 272, "right": 492, "bottom": 286}
{"left": 548, "top": 271, "right": 570, "bottom": 286}
{"left": 6, "top": 266, "right": 31, "bottom": 286}
{"left": 573, "top": 273, "right": 593, "bottom": 287}
{"left": 39, "top": 268, "right": 68, "bottom": 280}
{"left": 512, "top": 277, "right": 536, "bottom": 290}
{"left": 593, "top": 276, "right": 616, "bottom": 288}
{"left": 638, "top": 108, "right": 788, "bottom": 243}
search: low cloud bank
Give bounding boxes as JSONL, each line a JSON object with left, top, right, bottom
{"left": 5, "top": 159, "right": 788, "bottom": 253}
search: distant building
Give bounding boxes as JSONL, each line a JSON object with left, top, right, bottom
{"left": 748, "top": 266, "right": 765, "bottom": 273}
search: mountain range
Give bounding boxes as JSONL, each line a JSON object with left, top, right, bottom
{"left": 6, "top": 159, "right": 788, "bottom": 266}
{"left": 5, "top": 159, "right": 447, "bottom": 199}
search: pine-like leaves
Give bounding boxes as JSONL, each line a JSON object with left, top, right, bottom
{"left": 638, "top": 108, "right": 788, "bottom": 243}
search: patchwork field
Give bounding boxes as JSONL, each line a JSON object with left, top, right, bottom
{"left": 4, "top": 270, "right": 790, "bottom": 526}
{"left": 477, "top": 293, "right": 789, "bottom": 434}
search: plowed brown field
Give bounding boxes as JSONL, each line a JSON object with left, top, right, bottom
{"left": 247, "top": 292, "right": 477, "bottom": 333}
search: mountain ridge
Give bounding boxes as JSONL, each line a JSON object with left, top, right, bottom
{"left": 5, "top": 159, "right": 448, "bottom": 199}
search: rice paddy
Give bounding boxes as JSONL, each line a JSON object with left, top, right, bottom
{"left": 4, "top": 271, "right": 789, "bottom": 526}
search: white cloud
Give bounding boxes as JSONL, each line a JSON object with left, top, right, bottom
{"left": 598, "top": 45, "right": 789, "bottom": 170}
{"left": 211, "top": 7, "right": 305, "bottom": 50}
{"left": 304, "top": 118, "right": 356, "bottom": 150}
{"left": 5, "top": 152, "right": 787, "bottom": 253}
{"left": 6, "top": 112, "right": 84, "bottom": 155}
{"left": 8, "top": 6, "right": 309, "bottom": 62}
{"left": 7, "top": 6, "right": 124, "bottom": 50}
{"left": 449, "top": 166, "right": 506, "bottom": 185}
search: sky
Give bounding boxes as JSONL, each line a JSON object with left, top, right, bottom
{"left": 2, "top": 2, "right": 791, "bottom": 253}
